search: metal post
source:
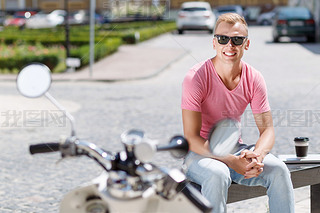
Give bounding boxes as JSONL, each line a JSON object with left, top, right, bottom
{"left": 315, "top": 0, "right": 320, "bottom": 42}
{"left": 89, "top": 0, "right": 95, "bottom": 77}
{"left": 65, "top": 0, "right": 70, "bottom": 58}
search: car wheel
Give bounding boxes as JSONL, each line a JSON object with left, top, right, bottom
{"left": 307, "top": 36, "right": 316, "bottom": 43}
{"left": 178, "top": 29, "right": 183, "bottom": 34}
{"left": 273, "top": 36, "right": 279, "bottom": 43}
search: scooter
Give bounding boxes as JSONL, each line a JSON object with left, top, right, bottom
{"left": 16, "top": 63, "right": 241, "bottom": 213}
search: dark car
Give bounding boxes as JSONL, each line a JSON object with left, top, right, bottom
{"left": 244, "top": 6, "right": 261, "bottom": 23}
{"left": 214, "top": 5, "right": 244, "bottom": 17}
{"left": 68, "top": 10, "right": 103, "bottom": 25}
{"left": 257, "top": 10, "right": 276, "bottom": 25}
{"left": 272, "top": 6, "right": 316, "bottom": 42}
{"left": 0, "top": 11, "right": 6, "bottom": 25}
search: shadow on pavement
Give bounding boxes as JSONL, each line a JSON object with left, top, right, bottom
{"left": 300, "top": 43, "right": 320, "bottom": 55}
{"left": 265, "top": 36, "right": 320, "bottom": 55}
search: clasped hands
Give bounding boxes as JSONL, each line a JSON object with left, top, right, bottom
{"left": 232, "top": 149, "right": 264, "bottom": 179}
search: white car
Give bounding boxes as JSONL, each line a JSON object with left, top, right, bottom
{"left": 26, "top": 10, "right": 66, "bottom": 29}
{"left": 176, "top": 2, "right": 216, "bottom": 34}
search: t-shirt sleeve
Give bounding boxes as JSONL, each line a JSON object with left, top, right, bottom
{"left": 181, "top": 70, "right": 203, "bottom": 112}
{"left": 250, "top": 72, "right": 271, "bottom": 114}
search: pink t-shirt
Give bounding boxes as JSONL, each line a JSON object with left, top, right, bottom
{"left": 181, "top": 59, "right": 270, "bottom": 139}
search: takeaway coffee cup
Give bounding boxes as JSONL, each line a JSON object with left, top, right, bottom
{"left": 294, "top": 137, "right": 309, "bottom": 158}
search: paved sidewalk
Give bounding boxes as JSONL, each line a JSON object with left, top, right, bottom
{"left": 0, "top": 36, "right": 187, "bottom": 82}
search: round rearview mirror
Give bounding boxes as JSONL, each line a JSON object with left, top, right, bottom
{"left": 208, "top": 119, "right": 241, "bottom": 157}
{"left": 16, "top": 63, "right": 51, "bottom": 98}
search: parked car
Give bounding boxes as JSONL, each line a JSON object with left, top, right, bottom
{"left": 176, "top": 1, "right": 216, "bottom": 34}
{"left": 257, "top": 9, "right": 276, "bottom": 25}
{"left": 4, "top": 10, "right": 37, "bottom": 27}
{"left": 244, "top": 6, "right": 261, "bottom": 23}
{"left": 0, "top": 11, "right": 6, "bottom": 25}
{"left": 272, "top": 6, "right": 316, "bottom": 42}
{"left": 26, "top": 10, "right": 66, "bottom": 29}
{"left": 68, "top": 10, "right": 103, "bottom": 25}
{"left": 214, "top": 5, "right": 244, "bottom": 17}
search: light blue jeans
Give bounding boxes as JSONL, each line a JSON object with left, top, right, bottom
{"left": 184, "top": 151, "right": 295, "bottom": 213}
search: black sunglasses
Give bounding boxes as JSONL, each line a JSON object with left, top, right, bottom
{"left": 214, "top": 35, "right": 248, "bottom": 46}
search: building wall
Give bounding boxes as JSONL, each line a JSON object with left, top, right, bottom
{"left": 3, "top": 0, "right": 288, "bottom": 12}
{"left": 171, "top": 0, "right": 288, "bottom": 9}
{"left": 38, "top": 0, "right": 90, "bottom": 12}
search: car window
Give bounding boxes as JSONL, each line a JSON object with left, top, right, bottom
{"left": 182, "top": 7, "right": 208, "bottom": 12}
{"left": 218, "top": 9, "right": 236, "bottom": 13}
{"left": 279, "top": 8, "right": 311, "bottom": 19}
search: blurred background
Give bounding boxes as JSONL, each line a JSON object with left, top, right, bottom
{"left": 0, "top": 0, "right": 319, "bottom": 74}
{"left": 1, "top": 0, "right": 320, "bottom": 212}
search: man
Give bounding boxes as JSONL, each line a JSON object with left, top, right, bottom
{"left": 181, "top": 13, "right": 294, "bottom": 213}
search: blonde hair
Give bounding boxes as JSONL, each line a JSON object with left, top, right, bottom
{"left": 214, "top": 13, "right": 248, "bottom": 35}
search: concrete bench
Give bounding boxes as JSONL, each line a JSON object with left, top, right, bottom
{"left": 190, "top": 164, "right": 320, "bottom": 212}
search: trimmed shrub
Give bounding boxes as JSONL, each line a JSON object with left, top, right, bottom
{"left": 110, "top": 21, "right": 177, "bottom": 44}
{"left": 0, "top": 54, "right": 60, "bottom": 72}
{"left": 0, "top": 43, "right": 63, "bottom": 73}
{"left": 0, "top": 21, "right": 176, "bottom": 73}
{"left": 70, "top": 37, "right": 122, "bottom": 68}
{"left": 0, "top": 21, "right": 176, "bottom": 45}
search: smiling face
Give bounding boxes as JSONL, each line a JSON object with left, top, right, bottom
{"left": 213, "top": 18, "right": 250, "bottom": 65}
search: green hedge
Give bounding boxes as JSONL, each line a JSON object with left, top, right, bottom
{"left": 0, "top": 21, "right": 175, "bottom": 73}
{"left": 70, "top": 37, "right": 122, "bottom": 68}
{"left": 0, "top": 53, "right": 60, "bottom": 73}
{"left": 138, "top": 22, "right": 177, "bottom": 42}
{"left": 99, "top": 21, "right": 176, "bottom": 44}
{"left": 0, "top": 43, "right": 63, "bottom": 73}
{"left": 0, "top": 21, "right": 176, "bottom": 45}
{"left": 0, "top": 38, "right": 122, "bottom": 73}
{"left": 101, "top": 21, "right": 170, "bottom": 31}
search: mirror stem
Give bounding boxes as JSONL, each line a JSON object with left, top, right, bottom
{"left": 45, "top": 92, "right": 76, "bottom": 136}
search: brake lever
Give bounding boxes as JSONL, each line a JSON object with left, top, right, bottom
{"left": 60, "top": 136, "right": 78, "bottom": 158}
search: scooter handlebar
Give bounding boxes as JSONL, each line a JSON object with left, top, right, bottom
{"left": 29, "top": 143, "right": 60, "bottom": 155}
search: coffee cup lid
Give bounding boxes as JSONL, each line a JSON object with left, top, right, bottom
{"left": 294, "top": 137, "right": 309, "bottom": 142}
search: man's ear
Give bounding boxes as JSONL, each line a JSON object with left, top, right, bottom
{"left": 213, "top": 38, "right": 217, "bottom": 50}
{"left": 244, "top": 39, "right": 250, "bottom": 50}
